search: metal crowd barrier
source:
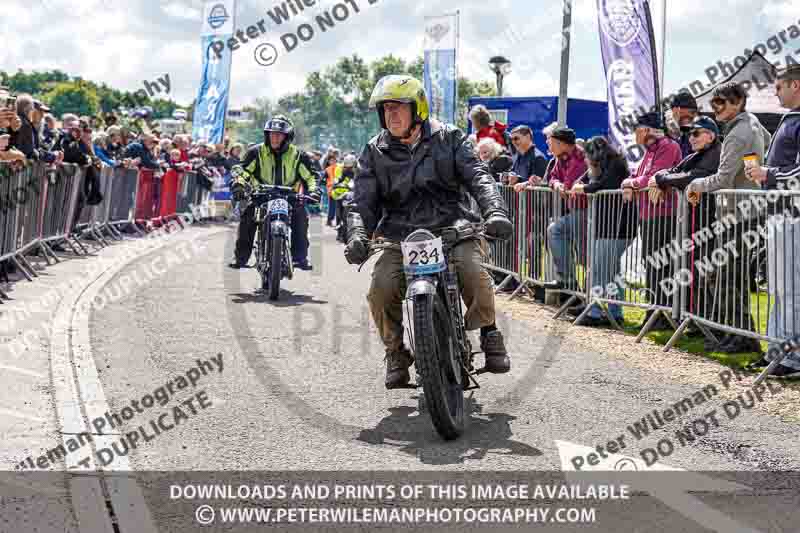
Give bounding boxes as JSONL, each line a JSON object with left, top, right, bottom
{"left": 176, "top": 170, "right": 212, "bottom": 221}
{"left": 575, "top": 188, "right": 681, "bottom": 337}
{"left": 482, "top": 182, "right": 800, "bottom": 356}
{"left": 76, "top": 164, "right": 122, "bottom": 243}
{"left": 666, "top": 189, "right": 800, "bottom": 354}
{"left": 483, "top": 185, "right": 519, "bottom": 287}
{"left": 40, "top": 163, "right": 87, "bottom": 256}
{"left": 108, "top": 167, "right": 144, "bottom": 235}
{"left": 516, "top": 187, "right": 560, "bottom": 290}
{"left": 0, "top": 162, "right": 87, "bottom": 298}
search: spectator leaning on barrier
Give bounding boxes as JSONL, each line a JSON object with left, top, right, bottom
{"left": 546, "top": 126, "right": 588, "bottom": 291}
{"left": 0, "top": 87, "right": 24, "bottom": 163}
{"left": 41, "top": 114, "right": 57, "bottom": 150}
{"left": 476, "top": 138, "right": 513, "bottom": 181}
{"left": 540, "top": 122, "right": 559, "bottom": 183}
{"left": 92, "top": 132, "right": 120, "bottom": 167}
{"left": 123, "top": 133, "right": 160, "bottom": 170}
{"left": 621, "top": 112, "right": 682, "bottom": 328}
{"left": 506, "top": 125, "right": 548, "bottom": 191}
{"left": 669, "top": 92, "right": 700, "bottom": 158}
{"left": 652, "top": 116, "right": 723, "bottom": 340}
{"left": 31, "top": 101, "right": 60, "bottom": 163}
{"left": 470, "top": 104, "right": 510, "bottom": 151}
{"left": 104, "top": 126, "right": 124, "bottom": 159}
{"left": 57, "top": 115, "right": 91, "bottom": 166}
{"left": 158, "top": 138, "right": 173, "bottom": 162}
{"left": 569, "top": 136, "right": 634, "bottom": 326}
{"left": 686, "top": 81, "right": 771, "bottom": 354}
{"left": 9, "top": 94, "right": 59, "bottom": 164}
{"left": 746, "top": 64, "right": 800, "bottom": 376}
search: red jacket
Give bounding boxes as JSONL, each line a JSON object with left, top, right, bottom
{"left": 476, "top": 121, "right": 507, "bottom": 147}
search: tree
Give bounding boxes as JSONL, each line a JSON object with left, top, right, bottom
{"left": 455, "top": 77, "right": 496, "bottom": 130}
{"left": 44, "top": 81, "right": 100, "bottom": 118}
{"left": 0, "top": 69, "right": 187, "bottom": 120}
{"left": 230, "top": 53, "right": 497, "bottom": 151}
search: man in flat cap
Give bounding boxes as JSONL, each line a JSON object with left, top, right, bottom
{"left": 546, "top": 126, "right": 588, "bottom": 294}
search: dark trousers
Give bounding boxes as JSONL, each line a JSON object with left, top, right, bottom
{"left": 234, "top": 204, "right": 310, "bottom": 265}
{"left": 640, "top": 214, "right": 677, "bottom": 308}
{"left": 327, "top": 194, "right": 336, "bottom": 224}
{"left": 713, "top": 221, "right": 753, "bottom": 332}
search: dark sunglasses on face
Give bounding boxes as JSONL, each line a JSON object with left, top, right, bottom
{"left": 511, "top": 136, "right": 522, "bottom": 142}
{"left": 689, "top": 130, "right": 706, "bottom": 138}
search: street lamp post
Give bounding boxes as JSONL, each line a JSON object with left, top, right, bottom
{"left": 488, "top": 56, "right": 512, "bottom": 97}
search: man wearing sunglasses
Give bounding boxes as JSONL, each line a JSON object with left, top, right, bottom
{"left": 745, "top": 65, "right": 800, "bottom": 377}
{"left": 685, "top": 81, "right": 771, "bottom": 354}
{"left": 669, "top": 92, "right": 700, "bottom": 158}
{"left": 507, "top": 125, "right": 548, "bottom": 190}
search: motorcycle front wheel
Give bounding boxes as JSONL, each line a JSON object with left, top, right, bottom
{"left": 412, "top": 292, "right": 465, "bottom": 440}
{"left": 266, "top": 234, "right": 283, "bottom": 300}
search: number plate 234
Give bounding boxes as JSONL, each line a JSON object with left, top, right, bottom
{"left": 401, "top": 237, "right": 445, "bottom": 275}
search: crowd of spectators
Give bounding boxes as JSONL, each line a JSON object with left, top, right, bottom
{"left": 0, "top": 85, "right": 253, "bottom": 228}
{"left": 467, "top": 65, "right": 800, "bottom": 376}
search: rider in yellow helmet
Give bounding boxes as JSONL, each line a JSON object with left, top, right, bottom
{"left": 344, "top": 74, "right": 513, "bottom": 389}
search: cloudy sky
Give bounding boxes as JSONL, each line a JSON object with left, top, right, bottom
{"left": 2, "top": 0, "right": 797, "bottom": 110}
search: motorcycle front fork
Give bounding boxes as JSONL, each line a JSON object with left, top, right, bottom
{"left": 444, "top": 265, "right": 480, "bottom": 388}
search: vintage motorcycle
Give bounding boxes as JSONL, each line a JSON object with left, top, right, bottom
{"left": 367, "top": 223, "right": 499, "bottom": 440}
{"left": 249, "top": 184, "right": 317, "bottom": 300}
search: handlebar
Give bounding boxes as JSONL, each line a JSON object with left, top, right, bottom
{"left": 246, "top": 184, "right": 320, "bottom": 206}
{"left": 368, "top": 223, "right": 487, "bottom": 253}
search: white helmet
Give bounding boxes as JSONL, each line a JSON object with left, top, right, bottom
{"left": 343, "top": 154, "right": 357, "bottom": 168}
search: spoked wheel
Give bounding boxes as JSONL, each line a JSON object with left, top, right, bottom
{"left": 256, "top": 225, "right": 268, "bottom": 291}
{"left": 413, "top": 292, "right": 465, "bottom": 440}
{"left": 266, "top": 236, "right": 282, "bottom": 300}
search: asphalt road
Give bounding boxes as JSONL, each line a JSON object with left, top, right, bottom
{"left": 14, "top": 219, "right": 791, "bottom": 532}
{"left": 87, "top": 222, "right": 800, "bottom": 472}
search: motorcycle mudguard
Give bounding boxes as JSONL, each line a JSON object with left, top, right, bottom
{"left": 271, "top": 220, "right": 287, "bottom": 237}
{"left": 406, "top": 278, "right": 437, "bottom": 298}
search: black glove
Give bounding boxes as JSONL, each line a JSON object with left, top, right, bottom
{"left": 485, "top": 212, "right": 513, "bottom": 240}
{"left": 231, "top": 182, "right": 246, "bottom": 202}
{"left": 307, "top": 191, "right": 321, "bottom": 204}
{"left": 344, "top": 238, "right": 368, "bottom": 265}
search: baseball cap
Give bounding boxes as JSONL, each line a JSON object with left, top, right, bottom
{"left": 689, "top": 116, "right": 720, "bottom": 136}
{"left": 634, "top": 112, "right": 664, "bottom": 130}
{"left": 670, "top": 92, "right": 698, "bottom": 110}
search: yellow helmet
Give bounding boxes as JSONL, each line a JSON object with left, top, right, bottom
{"left": 369, "top": 75, "right": 430, "bottom": 130}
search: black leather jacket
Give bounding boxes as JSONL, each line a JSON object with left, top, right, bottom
{"left": 349, "top": 120, "right": 507, "bottom": 241}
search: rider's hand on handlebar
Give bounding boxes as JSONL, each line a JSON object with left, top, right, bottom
{"left": 231, "top": 182, "right": 247, "bottom": 202}
{"left": 484, "top": 212, "right": 513, "bottom": 240}
{"left": 344, "top": 238, "right": 368, "bottom": 265}
{"left": 307, "top": 191, "right": 321, "bottom": 204}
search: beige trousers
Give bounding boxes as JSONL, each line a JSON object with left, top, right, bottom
{"left": 367, "top": 238, "right": 496, "bottom": 352}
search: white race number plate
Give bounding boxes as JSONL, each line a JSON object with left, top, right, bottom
{"left": 401, "top": 237, "right": 445, "bottom": 275}
{"left": 267, "top": 198, "right": 289, "bottom": 215}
